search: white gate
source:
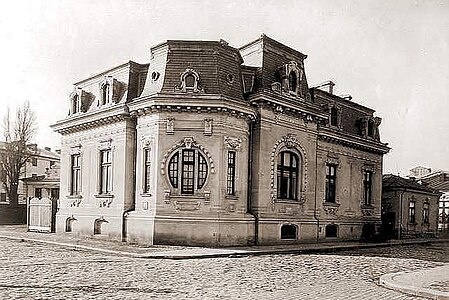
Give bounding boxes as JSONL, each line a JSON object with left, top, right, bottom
{"left": 28, "top": 197, "right": 52, "bottom": 232}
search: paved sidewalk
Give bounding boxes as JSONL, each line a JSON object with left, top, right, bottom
{"left": 380, "top": 265, "right": 449, "bottom": 300}
{"left": 0, "top": 224, "right": 447, "bottom": 260}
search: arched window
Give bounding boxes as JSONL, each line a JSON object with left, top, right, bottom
{"left": 72, "top": 95, "right": 79, "bottom": 114}
{"left": 330, "top": 107, "right": 338, "bottom": 127}
{"left": 277, "top": 151, "right": 299, "bottom": 200}
{"left": 289, "top": 71, "right": 297, "bottom": 92}
{"left": 65, "top": 217, "right": 75, "bottom": 232}
{"left": 101, "top": 83, "right": 109, "bottom": 105}
{"left": 281, "top": 224, "right": 297, "bottom": 239}
{"left": 325, "top": 224, "right": 338, "bottom": 238}
{"left": 185, "top": 74, "right": 195, "bottom": 89}
{"left": 168, "top": 149, "right": 208, "bottom": 194}
{"left": 94, "top": 218, "right": 107, "bottom": 235}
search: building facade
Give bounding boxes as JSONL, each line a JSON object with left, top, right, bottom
{"left": 0, "top": 143, "right": 60, "bottom": 224}
{"left": 52, "top": 36, "right": 390, "bottom": 246}
{"left": 419, "top": 170, "right": 449, "bottom": 231}
{"left": 382, "top": 174, "right": 440, "bottom": 238}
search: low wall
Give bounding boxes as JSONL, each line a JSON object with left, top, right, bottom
{"left": 0, "top": 204, "right": 27, "bottom": 224}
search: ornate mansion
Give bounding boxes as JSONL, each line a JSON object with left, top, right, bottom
{"left": 52, "top": 35, "right": 390, "bottom": 246}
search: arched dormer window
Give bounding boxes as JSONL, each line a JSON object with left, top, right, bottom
{"left": 177, "top": 68, "right": 204, "bottom": 93}
{"left": 277, "top": 151, "right": 300, "bottom": 200}
{"left": 289, "top": 71, "right": 297, "bottom": 92}
{"left": 330, "top": 107, "right": 338, "bottom": 127}
{"left": 72, "top": 95, "right": 80, "bottom": 114}
{"left": 101, "top": 82, "right": 110, "bottom": 105}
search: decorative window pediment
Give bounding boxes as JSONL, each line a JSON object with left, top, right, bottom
{"left": 272, "top": 61, "right": 304, "bottom": 97}
{"left": 99, "top": 76, "right": 126, "bottom": 106}
{"left": 176, "top": 69, "right": 204, "bottom": 93}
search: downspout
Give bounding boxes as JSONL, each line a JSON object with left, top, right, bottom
{"left": 122, "top": 115, "right": 137, "bottom": 242}
{"left": 398, "top": 188, "right": 406, "bottom": 240}
{"left": 313, "top": 133, "right": 320, "bottom": 242}
{"left": 247, "top": 120, "right": 258, "bottom": 245}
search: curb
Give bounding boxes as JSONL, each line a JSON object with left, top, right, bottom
{"left": 0, "top": 233, "right": 447, "bottom": 260}
{"left": 380, "top": 270, "right": 449, "bottom": 300}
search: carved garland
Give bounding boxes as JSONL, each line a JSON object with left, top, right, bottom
{"left": 270, "top": 134, "right": 308, "bottom": 206}
{"left": 160, "top": 137, "right": 215, "bottom": 175}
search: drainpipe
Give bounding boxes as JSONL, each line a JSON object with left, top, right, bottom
{"left": 247, "top": 120, "right": 258, "bottom": 245}
{"left": 398, "top": 189, "right": 406, "bottom": 240}
{"left": 122, "top": 115, "right": 137, "bottom": 242}
{"left": 313, "top": 133, "right": 320, "bottom": 242}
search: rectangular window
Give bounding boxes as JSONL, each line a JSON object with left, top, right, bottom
{"left": 31, "top": 157, "right": 37, "bottom": 166}
{"left": 325, "top": 164, "right": 337, "bottom": 203}
{"left": 99, "top": 149, "right": 112, "bottom": 194}
{"left": 181, "top": 149, "right": 194, "bottom": 194}
{"left": 35, "top": 188, "right": 42, "bottom": 199}
{"left": 0, "top": 193, "right": 6, "bottom": 202}
{"left": 423, "top": 202, "right": 429, "bottom": 224}
{"left": 363, "top": 170, "right": 373, "bottom": 206}
{"left": 226, "top": 151, "right": 236, "bottom": 195}
{"left": 143, "top": 148, "right": 151, "bottom": 193}
{"left": 70, "top": 154, "right": 81, "bottom": 195}
{"left": 409, "top": 201, "right": 416, "bottom": 223}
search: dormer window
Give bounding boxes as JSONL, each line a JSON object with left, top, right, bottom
{"left": 330, "top": 107, "right": 338, "bottom": 127}
{"left": 101, "top": 82, "right": 110, "bottom": 105}
{"left": 289, "top": 71, "right": 297, "bottom": 92}
{"left": 72, "top": 95, "right": 80, "bottom": 114}
{"left": 367, "top": 119, "right": 375, "bottom": 137}
{"left": 177, "top": 68, "right": 203, "bottom": 93}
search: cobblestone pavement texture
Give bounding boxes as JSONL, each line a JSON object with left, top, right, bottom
{"left": 1, "top": 238, "right": 448, "bottom": 300}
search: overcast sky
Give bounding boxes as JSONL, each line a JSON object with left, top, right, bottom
{"left": 0, "top": 0, "right": 448, "bottom": 176}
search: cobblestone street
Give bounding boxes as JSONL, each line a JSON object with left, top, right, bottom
{"left": 1, "top": 239, "right": 448, "bottom": 299}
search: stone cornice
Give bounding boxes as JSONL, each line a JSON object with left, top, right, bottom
{"left": 248, "top": 92, "right": 328, "bottom": 123}
{"left": 51, "top": 104, "right": 130, "bottom": 134}
{"left": 318, "top": 128, "right": 390, "bottom": 154}
{"left": 128, "top": 93, "right": 257, "bottom": 121}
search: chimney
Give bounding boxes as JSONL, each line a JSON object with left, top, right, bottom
{"left": 56, "top": 149, "right": 61, "bottom": 155}
{"left": 44, "top": 147, "right": 51, "bottom": 151}
{"left": 315, "top": 81, "right": 335, "bottom": 94}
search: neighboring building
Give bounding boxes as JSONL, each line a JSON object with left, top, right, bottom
{"left": 0, "top": 143, "right": 60, "bottom": 224}
{"left": 409, "top": 166, "right": 432, "bottom": 179}
{"left": 52, "top": 35, "right": 390, "bottom": 246}
{"left": 382, "top": 174, "right": 440, "bottom": 238}
{"left": 419, "top": 170, "right": 449, "bottom": 231}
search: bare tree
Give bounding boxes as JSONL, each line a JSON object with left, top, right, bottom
{"left": 0, "top": 101, "right": 37, "bottom": 205}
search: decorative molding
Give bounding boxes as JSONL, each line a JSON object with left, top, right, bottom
{"left": 68, "top": 198, "right": 81, "bottom": 207}
{"left": 98, "top": 139, "right": 113, "bottom": 151}
{"left": 224, "top": 136, "right": 242, "bottom": 151}
{"left": 69, "top": 144, "right": 82, "bottom": 155}
{"left": 160, "top": 137, "right": 215, "bottom": 175}
{"left": 204, "top": 118, "right": 213, "bottom": 136}
{"left": 323, "top": 205, "right": 338, "bottom": 216}
{"left": 166, "top": 117, "right": 174, "bottom": 135}
{"left": 140, "top": 135, "right": 154, "bottom": 149}
{"left": 270, "top": 134, "right": 308, "bottom": 207}
{"left": 176, "top": 68, "right": 204, "bottom": 93}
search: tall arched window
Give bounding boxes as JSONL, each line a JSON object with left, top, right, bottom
{"left": 367, "top": 119, "right": 375, "bottom": 137}
{"left": 185, "top": 74, "right": 195, "bottom": 90}
{"left": 330, "top": 107, "right": 338, "bottom": 127}
{"left": 168, "top": 149, "right": 208, "bottom": 195}
{"left": 289, "top": 71, "right": 297, "bottom": 92}
{"left": 277, "top": 151, "right": 299, "bottom": 200}
{"left": 101, "top": 83, "right": 109, "bottom": 105}
{"left": 72, "top": 95, "right": 79, "bottom": 114}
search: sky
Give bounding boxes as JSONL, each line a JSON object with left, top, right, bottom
{"left": 0, "top": 0, "right": 448, "bottom": 176}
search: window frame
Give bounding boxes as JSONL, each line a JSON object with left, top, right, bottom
{"left": 99, "top": 149, "right": 112, "bottom": 195}
{"left": 226, "top": 151, "right": 236, "bottom": 196}
{"left": 277, "top": 151, "right": 299, "bottom": 201}
{"left": 330, "top": 107, "right": 338, "bottom": 127}
{"left": 325, "top": 164, "right": 337, "bottom": 203}
{"left": 423, "top": 202, "right": 430, "bottom": 224}
{"left": 363, "top": 170, "right": 373, "bottom": 206}
{"left": 70, "top": 154, "right": 81, "bottom": 196}
{"left": 409, "top": 200, "right": 416, "bottom": 223}
{"left": 288, "top": 71, "right": 297, "bottom": 92}
{"left": 167, "top": 148, "right": 209, "bottom": 195}
{"left": 143, "top": 148, "right": 151, "bottom": 194}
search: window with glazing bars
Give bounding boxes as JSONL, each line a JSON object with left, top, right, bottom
{"left": 143, "top": 148, "right": 151, "bottom": 193}
{"left": 363, "top": 170, "right": 373, "bottom": 206}
{"left": 168, "top": 152, "right": 179, "bottom": 188}
{"left": 409, "top": 201, "right": 416, "bottom": 223}
{"left": 70, "top": 154, "right": 81, "bottom": 195}
{"left": 423, "top": 202, "right": 430, "bottom": 224}
{"left": 197, "top": 153, "right": 208, "bottom": 190}
{"left": 325, "top": 164, "right": 336, "bottom": 203}
{"left": 99, "top": 149, "right": 112, "bottom": 194}
{"left": 277, "top": 151, "right": 299, "bottom": 200}
{"left": 226, "top": 151, "right": 236, "bottom": 195}
{"left": 181, "top": 149, "right": 195, "bottom": 194}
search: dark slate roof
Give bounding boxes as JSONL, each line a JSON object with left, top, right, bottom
{"left": 383, "top": 174, "right": 440, "bottom": 194}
